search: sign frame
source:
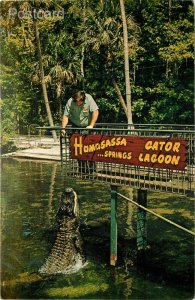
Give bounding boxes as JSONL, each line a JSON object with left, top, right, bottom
{"left": 70, "top": 133, "right": 187, "bottom": 171}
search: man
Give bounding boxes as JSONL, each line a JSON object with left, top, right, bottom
{"left": 61, "top": 90, "right": 99, "bottom": 174}
{"left": 61, "top": 90, "right": 99, "bottom": 135}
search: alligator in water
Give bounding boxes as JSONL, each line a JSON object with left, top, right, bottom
{"left": 39, "top": 187, "right": 86, "bottom": 274}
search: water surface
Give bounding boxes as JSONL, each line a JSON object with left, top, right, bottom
{"left": 1, "top": 158, "right": 194, "bottom": 299}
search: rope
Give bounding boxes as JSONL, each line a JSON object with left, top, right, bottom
{"left": 117, "top": 192, "right": 195, "bottom": 236}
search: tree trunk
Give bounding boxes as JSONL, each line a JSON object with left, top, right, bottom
{"left": 34, "top": 20, "right": 57, "bottom": 141}
{"left": 81, "top": 45, "right": 85, "bottom": 89}
{"left": 112, "top": 78, "right": 128, "bottom": 118}
{"left": 120, "top": 0, "right": 133, "bottom": 125}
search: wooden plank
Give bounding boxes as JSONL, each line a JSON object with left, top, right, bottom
{"left": 70, "top": 134, "right": 188, "bottom": 171}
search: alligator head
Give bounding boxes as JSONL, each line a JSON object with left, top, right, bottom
{"left": 57, "top": 187, "right": 79, "bottom": 224}
{"left": 39, "top": 187, "right": 86, "bottom": 275}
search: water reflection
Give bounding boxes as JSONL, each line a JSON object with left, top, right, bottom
{"left": 125, "top": 188, "right": 136, "bottom": 238}
{"left": 47, "top": 163, "right": 58, "bottom": 226}
{"left": 1, "top": 158, "right": 193, "bottom": 299}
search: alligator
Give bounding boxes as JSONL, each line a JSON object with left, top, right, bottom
{"left": 39, "top": 187, "right": 86, "bottom": 275}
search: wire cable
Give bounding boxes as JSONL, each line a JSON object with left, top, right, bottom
{"left": 117, "top": 192, "right": 195, "bottom": 236}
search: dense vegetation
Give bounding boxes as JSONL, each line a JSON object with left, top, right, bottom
{"left": 1, "top": 0, "right": 194, "bottom": 141}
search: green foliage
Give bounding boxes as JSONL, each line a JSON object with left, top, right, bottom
{"left": 0, "top": 65, "right": 31, "bottom": 140}
{"left": 129, "top": 0, "right": 194, "bottom": 124}
{"left": 0, "top": 0, "right": 193, "bottom": 135}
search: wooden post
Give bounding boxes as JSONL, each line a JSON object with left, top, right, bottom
{"left": 110, "top": 185, "right": 118, "bottom": 266}
{"left": 137, "top": 189, "right": 147, "bottom": 250}
{"left": 60, "top": 135, "right": 63, "bottom": 166}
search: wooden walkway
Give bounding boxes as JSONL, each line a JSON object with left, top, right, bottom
{"left": 2, "top": 137, "right": 61, "bottom": 161}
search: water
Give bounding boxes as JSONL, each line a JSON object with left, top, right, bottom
{"left": 1, "top": 158, "right": 194, "bottom": 299}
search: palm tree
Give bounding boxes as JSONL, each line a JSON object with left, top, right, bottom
{"left": 119, "top": 0, "right": 133, "bottom": 124}
{"left": 1, "top": 0, "right": 59, "bottom": 139}
{"left": 78, "top": 0, "right": 139, "bottom": 121}
{"left": 34, "top": 19, "right": 57, "bottom": 140}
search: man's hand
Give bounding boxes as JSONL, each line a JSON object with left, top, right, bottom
{"left": 86, "top": 125, "right": 93, "bottom": 129}
{"left": 61, "top": 129, "right": 66, "bottom": 136}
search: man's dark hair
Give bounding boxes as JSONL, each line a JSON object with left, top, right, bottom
{"left": 73, "top": 90, "right": 86, "bottom": 102}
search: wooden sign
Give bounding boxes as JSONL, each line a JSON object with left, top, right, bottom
{"left": 70, "top": 134, "right": 187, "bottom": 170}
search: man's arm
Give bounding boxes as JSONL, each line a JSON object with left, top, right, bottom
{"left": 61, "top": 98, "right": 72, "bottom": 133}
{"left": 86, "top": 110, "right": 99, "bottom": 128}
{"left": 61, "top": 115, "right": 69, "bottom": 136}
{"left": 62, "top": 115, "right": 69, "bottom": 128}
